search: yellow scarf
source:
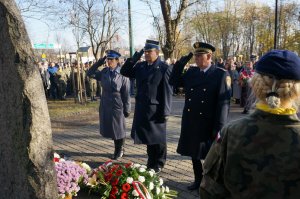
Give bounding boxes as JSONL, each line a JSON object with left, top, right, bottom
{"left": 256, "top": 103, "right": 297, "bottom": 115}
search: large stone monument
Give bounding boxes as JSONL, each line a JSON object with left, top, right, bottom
{"left": 0, "top": 0, "right": 58, "bottom": 198}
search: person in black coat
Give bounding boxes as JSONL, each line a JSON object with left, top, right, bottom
{"left": 120, "top": 40, "right": 173, "bottom": 173}
{"left": 169, "top": 42, "right": 231, "bottom": 190}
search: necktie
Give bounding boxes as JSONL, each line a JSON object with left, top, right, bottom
{"left": 200, "top": 70, "right": 205, "bottom": 78}
{"left": 110, "top": 70, "right": 114, "bottom": 83}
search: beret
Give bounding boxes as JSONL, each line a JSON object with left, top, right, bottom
{"left": 144, "top": 39, "right": 160, "bottom": 51}
{"left": 106, "top": 50, "right": 121, "bottom": 59}
{"left": 255, "top": 50, "right": 300, "bottom": 80}
{"left": 193, "top": 42, "right": 215, "bottom": 54}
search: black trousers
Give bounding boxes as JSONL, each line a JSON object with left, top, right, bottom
{"left": 147, "top": 143, "right": 167, "bottom": 170}
{"left": 192, "top": 158, "right": 203, "bottom": 183}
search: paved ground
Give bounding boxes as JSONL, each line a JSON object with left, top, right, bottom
{"left": 51, "top": 97, "right": 245, "bottom": 199}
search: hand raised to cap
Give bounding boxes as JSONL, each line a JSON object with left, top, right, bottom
{"left": 131, "top": 49, "right": 144, "bottom": 63}
{"left": 177, "top": 52, "right": 193, "bottom": 66}
{"left": 96, "top": 55, "right": 107, "bottom": 65}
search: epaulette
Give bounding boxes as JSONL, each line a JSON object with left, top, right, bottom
{"left": 216, "top": 66, "right": 227, "bottom": 72}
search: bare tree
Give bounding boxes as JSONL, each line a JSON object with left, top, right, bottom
{"left": 59, "top": 0, "right": 120, "bottom": 59}
{"left": 0, "top": 0, "right": 58, "bottom": 198}
{"left": 142, "top": 0, "right": 202, "bottom": 59}
{"left": 16, "top": 0, "right": 55, "bottom": 19}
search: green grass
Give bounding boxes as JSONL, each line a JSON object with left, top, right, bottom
{"left": 48, "top": 99, "right": 98, "bottom": 119}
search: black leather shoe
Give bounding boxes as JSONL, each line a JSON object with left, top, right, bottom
{"left": 154, "top": 168, "right": 162, "bottom": 174}
{"left": 147, "top": 167, "right": 162, "bottom": 174}
{"left": 111, "top": 150, "right": 124, "bottom": 160}
{"left": 187, "top": 181, "right": 200, "bottom": 190}
{"left": 242, "top": 110, "right": 249, "bottom": 114}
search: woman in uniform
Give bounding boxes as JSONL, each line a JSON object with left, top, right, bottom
{"left": 87, "top": 50, "right": 131, "bottom": 160}
{"left": 200, "top": 50, "right": 300, "bottom": 199}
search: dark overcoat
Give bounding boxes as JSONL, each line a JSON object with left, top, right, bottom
{"left": 121, "top": 57, "right": 173, "bottom": 144}
{"left": 170, "top": 65, "right": 231, "bottom": 159}
{"left": 89, "top": 66, "right": 131, "bottom": 140}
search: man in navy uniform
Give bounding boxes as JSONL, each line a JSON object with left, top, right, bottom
{"left": 169, "top": 42, "right": 231, "bottom": 190}
{"left": 120, "top": 40, "right": 173, "bottom": 173}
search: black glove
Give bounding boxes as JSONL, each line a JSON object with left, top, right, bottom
{"left": 96, "top": 56, "right": 107, "bottom": 66}
{"left": 175, "top": 52, "right": 193, "bottom": 68}
{"left": 87, "top": 56, "right": 107, "bottom": 77}
{"left": 131, "top": 49, "right": 144, "bottom": 63}
{"left": 124, "top": 112, "right": 130, "bottom": 118}
{"left": 169, "top": 52, "right": 193, "bottom": 86}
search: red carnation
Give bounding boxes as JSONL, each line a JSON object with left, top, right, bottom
{"left": 105, "top": 173, "right": 113, "bottom": 182}
{"left": 121, "top": 192, "right": 129, "bottom": 199}
{"left": 111, "top": 164, "right": 120, "bottom": 172}
{"left": 109, "top": 194, "right": 116, "bottom": 199}
{"left": 111, "top": 186, "right": 118, "bottom": 195}
{"left": 122, "top": 183, "right": 131, "bottom": 192}
{"left": 111, "top": 177, "right": 119, "bottom": 186}
{"left": 125, "top": 163, "right": 132, "bottom": 168}
{"left": 116, "top": 169, "right": 123, "bottom": 176}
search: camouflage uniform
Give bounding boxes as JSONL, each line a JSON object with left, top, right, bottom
{"left": 87, "top": 65, "right": 98, "bottom": 101}
{"left": 200, "top": 109, "right": 300, "bottom": 199}
{"left": 56, "top": 68, "right": 67, "bottom": 100}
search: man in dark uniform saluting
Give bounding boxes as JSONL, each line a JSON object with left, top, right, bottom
{"left": 120, "top": 40, "right": 173, "bottom": 173}
{"left": 169, "top": 42, "right": 231, "bottom": 190}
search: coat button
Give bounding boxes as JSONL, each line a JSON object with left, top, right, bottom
{"left": 200, "top": 112, "right": 202, "bottom": 115}
{"left": 203, "top": 88, "right": 206, "bottom": 91}
{"left": 201, "top": 101, "right": 204, "bottom": 103}
{"left": 188, "top": 99, "right": 191, "bottom": 101}
{"left": 191, "top": 88, "right": 194, "bottom": 91}
{"left": 188, "top": 109, "right": 190, "bottom": 112}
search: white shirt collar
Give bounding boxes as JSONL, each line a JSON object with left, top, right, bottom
{"left": 202, "top": 64, "right": 211, "bottom": 73}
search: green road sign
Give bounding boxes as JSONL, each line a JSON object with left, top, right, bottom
{"left": 33, "top": 43, "right": 55, "bottom": 49}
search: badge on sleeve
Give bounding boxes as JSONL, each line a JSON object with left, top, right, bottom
{"left": 226, "top": 76, "right": 231, "bottom": 88}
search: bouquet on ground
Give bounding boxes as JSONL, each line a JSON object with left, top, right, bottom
{"left": 87, "top": 160, "right": 177, "bottom": 199}
{"left": 54, "top": 153, "right": 91, "bottom": 199}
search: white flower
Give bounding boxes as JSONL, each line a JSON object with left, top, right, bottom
{"left": 139, "top": 167, "right": 146, "bottom": 172}
{"left": 126, "top": 177, "right": 133, "bottom": 184}
{"left": 54, "top": 153, "right": 60, "bottom": 158}
{"left": 165, "top": 186, "right": 170, "bottom": 193}
{"left": 149, "top": 182, "right": 154, "bottom": 190}
{"left": 156, "top": 187, "right": 161, "bottom": 194}
{"left": 133, "top": 163, "right": 141, "bottom": 168}
{"left": 138, "top": 176, "right": 145, "bottom": 183}
{"left": 81, "top": 163, "right": 91, "bottom": 173}
{"left": 132, "top": 190, "right": 139, "bottom": 196}
{"left": 148, "top": 170, "right": 154, "bottom": 177}
{"left": 161, "top": 186, "right": 165, "bottom": 193}
{"left": 140, "top": 165, "right": 147, "bottom": 169}
{"left": 159, "top": 178, "right": 163, "bottom": 185}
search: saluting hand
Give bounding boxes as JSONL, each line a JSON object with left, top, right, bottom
{"left": 96, "top": 55, "right": 107, "bottom": 66}
{"left": 131, "top": 49, "right": 144, "bottom": 63}
{"left": 176, "top": 52, "right": 193, "bottom": 67}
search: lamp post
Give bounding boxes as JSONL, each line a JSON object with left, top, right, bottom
{"left": 274, "top": 0, "right": 279, "bottom": 49}
{"left": 128, "top": 0, "right": 134, "bottom": 57}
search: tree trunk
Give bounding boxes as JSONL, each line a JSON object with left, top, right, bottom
{"left": 0, "top": 1, "right": 58, "bottom": 198}
{"left": 160, "top": 0, "right": 187, "bottom": 60}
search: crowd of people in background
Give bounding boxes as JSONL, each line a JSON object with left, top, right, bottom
{"left": 38, "top": 51, "right": 260, "bottom": 117}
{"left": 38, "top": 61, "right": 103, "bottom": 101}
